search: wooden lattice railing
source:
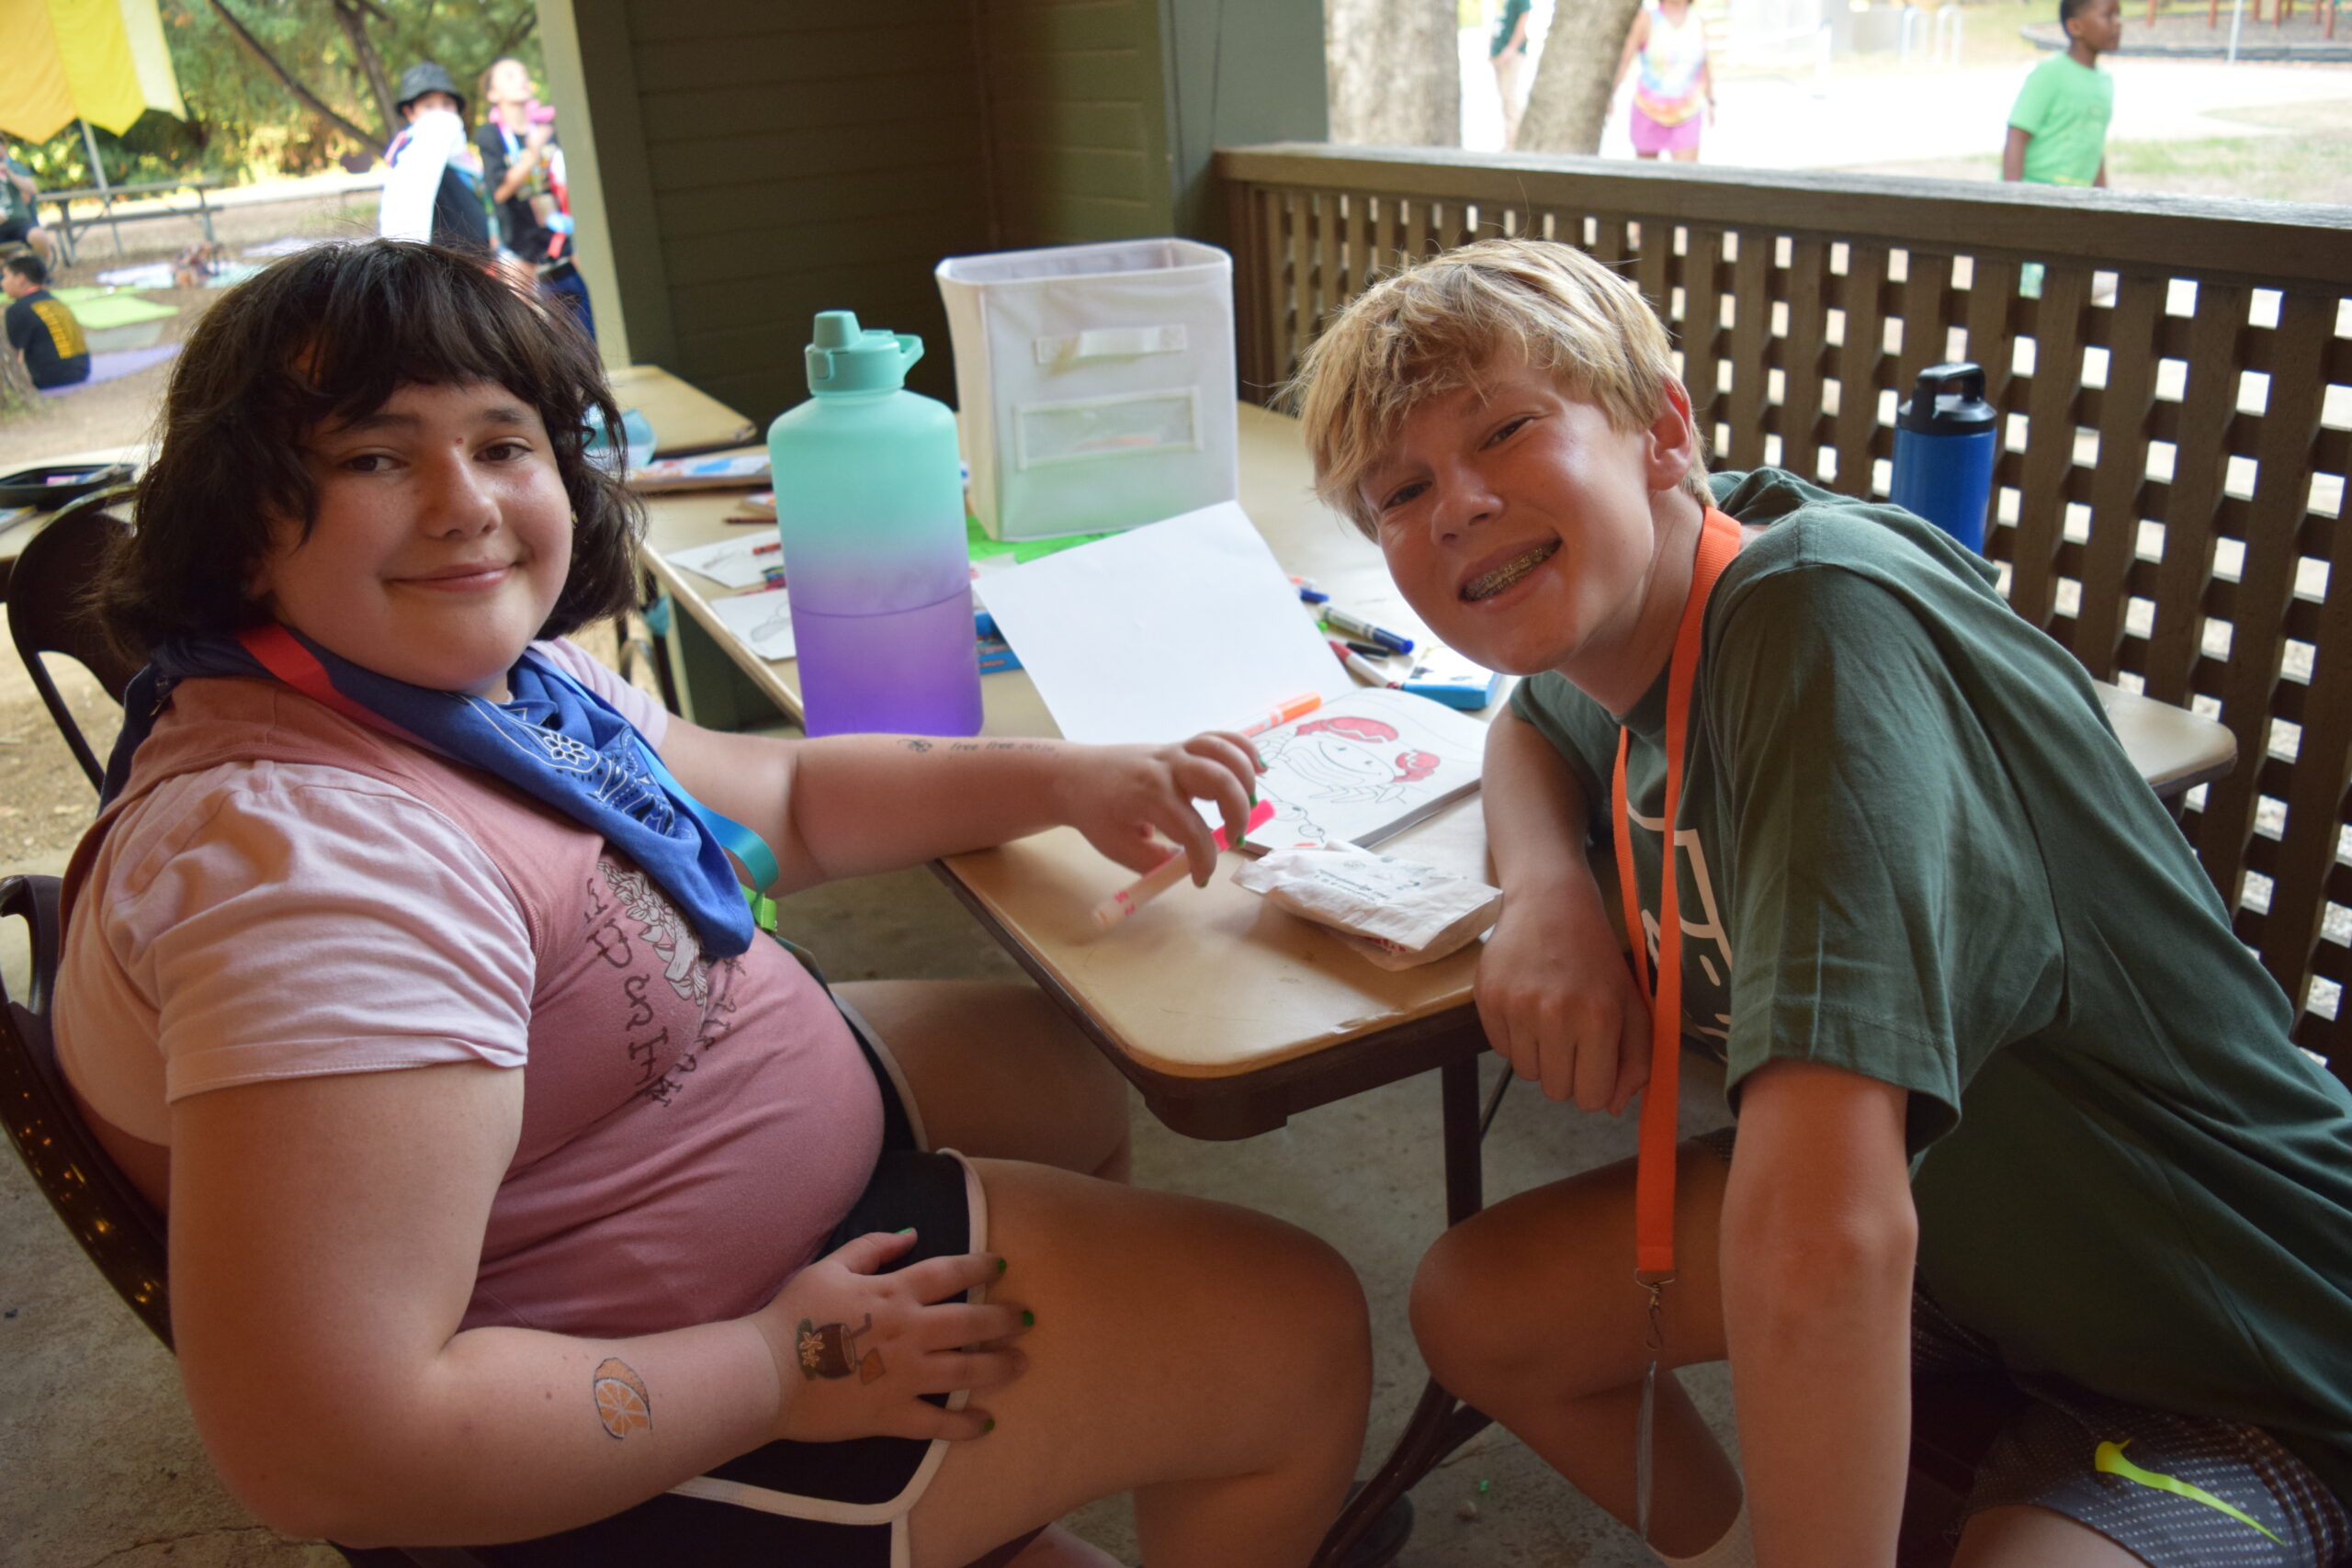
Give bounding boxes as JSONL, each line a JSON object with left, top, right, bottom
{"left": 1217, "top": 142, "right": 2352, "bottom": 1080}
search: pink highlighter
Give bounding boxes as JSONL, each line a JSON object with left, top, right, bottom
{"left": 1091, "top": 799, "right": 1277, "bottom": 930}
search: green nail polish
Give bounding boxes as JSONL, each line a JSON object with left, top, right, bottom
{"left": 896, "top": 1226, "right": 914, "bottom": 1235}
{"left": 996, "top": 1258, "right": 1008, "bottom": 1274}
{"left": 983, "top": 1418, "right": 996, "bottom": 1434}
{"left": 1022, "top": 1309, "right": 1035, "bottom": 1326}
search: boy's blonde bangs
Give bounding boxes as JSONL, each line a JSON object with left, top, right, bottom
{"left": 1290, "top": 238, "right": 1709, "bottom": 530}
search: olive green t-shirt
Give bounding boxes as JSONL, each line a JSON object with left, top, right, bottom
{"left": 2009, "top": 52, "right": 2113, "bottom": 186}
{"left": 1511, "top": 468, "right": 2352, "bottom": 1504}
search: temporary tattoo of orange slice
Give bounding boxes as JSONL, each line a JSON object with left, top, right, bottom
{"left": 593, "top": 1358, "right": 652, "bottom": 1439}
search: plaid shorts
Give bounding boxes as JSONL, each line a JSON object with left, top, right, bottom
{"left": 1694, "top": 1128, "right": 2351, "bottom": 1566}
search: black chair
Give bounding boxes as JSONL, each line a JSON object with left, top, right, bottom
{"left": 6, "top": 487, "right": 142, "bottom": 792}
{"left": 1, "top": 874, "right": 170, "bottom": 1342}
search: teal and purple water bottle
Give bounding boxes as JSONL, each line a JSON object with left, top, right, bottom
{"left": 767, "top": 311, "right": 982, "bottom": 738}
{"left": 1891, "top": 362, "right": 1998, "bottom": 554}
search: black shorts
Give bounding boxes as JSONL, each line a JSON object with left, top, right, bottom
{"left": 1694, "top": 1129, "right": 2351, "bottom": 1566}
{"left": 0, "top": 215, "right": 34, "bottom": 245}
{"left": 477, "top": 1001, "right": 1000, "bottom": 1568}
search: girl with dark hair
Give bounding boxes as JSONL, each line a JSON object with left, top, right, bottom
{"left": 57, "top": 240, "right": 1371, "bottom": 1568}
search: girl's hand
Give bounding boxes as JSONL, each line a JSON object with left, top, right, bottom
{"left": 1055, "top": 733, "right": 1263, "bottom": 886}
{"left": 751, "top": 1231, "right": 1030, "bottom": 1444}
{"left": 1475, "top": 887, "right": 1652, "bottom": 1115}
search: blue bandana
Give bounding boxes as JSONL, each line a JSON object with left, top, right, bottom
{"left": 103, "top": 626, "right": 765, "bottom": 958}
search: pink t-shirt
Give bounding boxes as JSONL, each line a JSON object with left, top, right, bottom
{"left": 57, "top": 640, "right": 886, "bottom": 1338}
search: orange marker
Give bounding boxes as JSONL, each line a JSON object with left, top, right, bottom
{"left": 1242, "top": 691, "right": 1323, "bottom": 737}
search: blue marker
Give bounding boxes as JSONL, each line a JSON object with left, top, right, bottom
{"left": 1321, "top": 604, "right": 1414, "bottom": 655}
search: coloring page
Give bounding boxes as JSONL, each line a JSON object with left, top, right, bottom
{"left": 1245, "top": 688, "right": 1486, "bottom": 852}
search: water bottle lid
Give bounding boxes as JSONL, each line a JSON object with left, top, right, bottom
{"left": 806, "top": 310, "right": 924, "bottom": 395}
{"left": 1898, "top": 362, "right": 1997, "bottom": 436}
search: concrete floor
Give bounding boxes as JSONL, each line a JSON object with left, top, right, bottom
{"left": 0, "top": 655, "right": 1736, "bottom": 1566}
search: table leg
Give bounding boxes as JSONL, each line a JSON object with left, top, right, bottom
{"left": 1312, "top": 1056, "right": 1496, "bottom": 1568}
{"left": 1441, "top": 1052, "right": 1485, "bottom": 1224}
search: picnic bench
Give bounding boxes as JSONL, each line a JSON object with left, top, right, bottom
{"left": 33, "top": 175, "right": 223, "bottom": 265}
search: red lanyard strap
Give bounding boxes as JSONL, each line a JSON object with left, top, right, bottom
{"left": 1612, "top": 506, "right": 1743, "bottom": 1281}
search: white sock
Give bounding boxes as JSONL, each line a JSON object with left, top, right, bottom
{"left": 1654, "top": 1503, "right": 1755, "bottom": 1568}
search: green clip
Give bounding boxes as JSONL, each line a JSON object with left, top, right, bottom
{"left": 741, "top": 884, "right": 781, "bottom": 936}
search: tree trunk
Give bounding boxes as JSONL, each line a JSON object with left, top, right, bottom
{"left": 1324, "top": 0, "right": 1460, "bottom": 148}
{"left": 206, "top": 0, "right": 386, "bottom": 152}
{"left": 332, "top": 0, "right": 400, "bottom": 142}
{"left": 1516, "top": 0, "right": 1645, "bottom": 154}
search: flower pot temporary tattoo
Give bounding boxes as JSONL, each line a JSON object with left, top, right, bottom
{"left": 592, "top": 1358, "right": 652, "bottom": 1438}
{"left": 797, "top": 1313, "right": 887, "bottom": 1384}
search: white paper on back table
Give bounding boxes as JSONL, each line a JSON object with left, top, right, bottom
{"left": 970, "top": 500, "right": 1351, "bottom": 747}
{"left": 665, "top": 536, "right": 778, "bottom": 591}
{"left": 709, "top": 589, "right": 797, "bottom": 660}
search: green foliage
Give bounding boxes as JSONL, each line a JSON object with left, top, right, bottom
{"left": 7, "top": 111, "right": 209, "bottom": 192}
{"left": 6, "top": 0, "right": 545, "bottom": 187}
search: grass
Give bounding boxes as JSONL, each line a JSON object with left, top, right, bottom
{"left": 1847, "top": 94, "right": 2352, "bottom": 203}
{"left": 2107, "top": 96, "right": 2352, "bottom": 202}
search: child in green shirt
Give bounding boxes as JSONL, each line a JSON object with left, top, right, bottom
{"left": 2005, "top": 0, "right": 2122, "bottom": 188}
{"left": 1292, "top": 236, "right": 2352, "bottom": 1568}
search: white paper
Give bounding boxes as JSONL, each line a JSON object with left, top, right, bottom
{"left": 708, "top": 590, "right": 797, "bottom": 659}
{"left": 1233, "top": 845, "right": 1501, "bottom": 969}
{"left": 970, "top": 501, "right": 1350, "bottom": 745}
{"left": 666, "top": 536, "right": 779, "bottom": 590}
{"left": 1244, "top": 688, "right": 1487, "bottom": 852}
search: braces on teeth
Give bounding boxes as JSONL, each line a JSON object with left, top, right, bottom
{"left": 1465, "top": 542, "right": 1557, "bottom": 600}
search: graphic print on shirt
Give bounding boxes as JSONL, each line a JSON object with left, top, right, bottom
{"left": 597, "top": 860, "right": 707, "bottom": 1005}
{"left": 582, "top": 858, "right": 749, "bottom": 1108}
{"left": 1623, "top": 804, "right": 1735, "bottom": 1050}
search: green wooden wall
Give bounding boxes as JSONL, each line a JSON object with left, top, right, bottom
{"left": 553, "top": 0, "right": 1324, "bottom": 426}
{"left": 978, "top": 0, "right": 1170, "bottom": 249}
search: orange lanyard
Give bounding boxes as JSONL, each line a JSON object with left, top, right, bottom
{"left": 1611, "top": 506, "right": 1743, "bottom": 1286}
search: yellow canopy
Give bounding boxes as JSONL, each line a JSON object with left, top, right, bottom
{"left": 0, "top": 0, "right": 187, "bottom": 145}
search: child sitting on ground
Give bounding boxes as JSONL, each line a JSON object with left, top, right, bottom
{"left": 4, "top": 252, "right": 90, "bottom": 390}
{"left": 1292, "top": 236, "right": 2352, "bottom": 1568}
{"left": 55, "top": 239, "right": 1373, "bottom": 1568}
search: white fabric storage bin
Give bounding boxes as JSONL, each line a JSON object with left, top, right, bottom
{"left": 937, "top": 238, "right": 1238, "bottom": 541}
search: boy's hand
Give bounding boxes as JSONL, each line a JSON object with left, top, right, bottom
{"left": 1476, "top": 888, "right": 1652, "bottom": 1114}
{"left": 1056, "top": 734, "right": 1263, "bottom": 887}
{"left": 751, "top": 1231, "right": 1029, "bottom": 1444}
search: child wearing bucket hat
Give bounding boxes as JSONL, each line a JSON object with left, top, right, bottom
{"left": 379, "top": 61, "right": 492, "bottom": 256}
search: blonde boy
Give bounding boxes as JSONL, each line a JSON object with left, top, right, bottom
{"left": 1295, "top": 238, "right": 2352, "bottom": 1568}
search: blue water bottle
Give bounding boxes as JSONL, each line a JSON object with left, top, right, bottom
{"left": 1891, "top": 362, "right": 1998, "bottom": 554}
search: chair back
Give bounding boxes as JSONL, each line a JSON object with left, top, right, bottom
{"left": 0, "top": 874, "right": 172, "bottom": 1347}
{"left": 6, "top": 489, "right": 140, "bottom": 792}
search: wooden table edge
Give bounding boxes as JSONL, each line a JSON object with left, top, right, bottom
{"left": 926, "top": 860, "right": 1487, "bottom": 1140}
